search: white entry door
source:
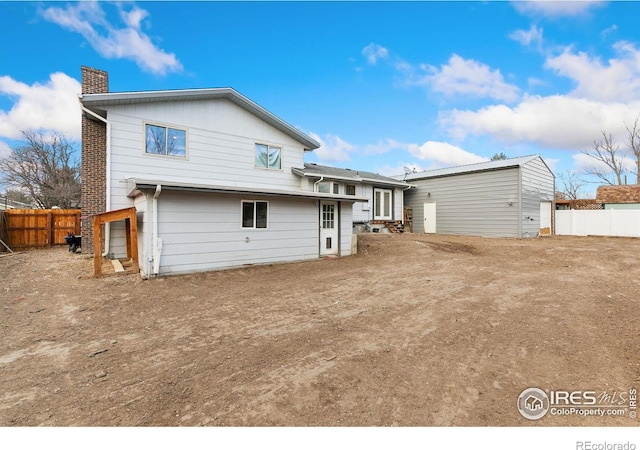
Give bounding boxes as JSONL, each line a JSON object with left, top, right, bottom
{"left": 424, "top": 202, "right": 436, "bottom": 234}
{"left": 540, "top": 201, "right": 552, "bottom": 235}
{"left": 320, "top": 201, "right": 339, "bottom": 256}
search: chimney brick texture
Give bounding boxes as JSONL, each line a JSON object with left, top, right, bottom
{"left": 80, "top": 66, "right": 108, "bottom": 254}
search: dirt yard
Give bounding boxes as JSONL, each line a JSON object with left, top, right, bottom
{"left": 1, "top": 233, "right": 638, "bottom": 426}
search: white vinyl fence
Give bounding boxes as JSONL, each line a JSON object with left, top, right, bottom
{"left": 556, "top": 209, "right": 640, "bottom": 237}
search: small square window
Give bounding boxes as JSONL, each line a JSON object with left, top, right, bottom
{"left": 346, "top": 185, "right": 356, "bottom": 196}
{"left": 255, "top": 144, "right": 281, "bottom": 169}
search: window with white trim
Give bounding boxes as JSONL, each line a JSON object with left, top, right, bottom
{"left": 345, "top": 184, "right": 356, "bottom": 196}
{"left": 242, "top": 200, "right": 268, "bottom": 229}
{"left": 145, "top": 124, "right": 186, "bottom": 157}
{"left": 316, "top": 181, "right": 340, "bottom": 194}
{"left": 255, "top": 144, "right": 281, "bottom": 169}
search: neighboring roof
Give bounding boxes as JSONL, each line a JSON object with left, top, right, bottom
{"left": 400, "top": 155, "right": 548, "bottom": 181}
{"left": 80, "top": 87, "right": 320, "bottom": 151}
{"left": 596, "top": 184, "right": 640, "bottom": 204}
{"left": 125, "top": 178, "right": 368, "bottom": 203}
{"left": 556, "top": 199, "right": 602, "bottom": 210}
{"left": 292, "top": 163, "right": 411, "bottom": 188}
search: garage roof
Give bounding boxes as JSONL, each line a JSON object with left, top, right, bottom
{"left": 401, "top": 155, "right": 546, "bottom": 181}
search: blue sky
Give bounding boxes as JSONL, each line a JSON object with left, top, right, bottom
{"left": 2, "top": 1, "right": 640, "bottom": 196}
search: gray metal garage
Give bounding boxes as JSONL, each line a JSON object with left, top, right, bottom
{"left": 402, "top": 155, "right": 555, "bottom": 238}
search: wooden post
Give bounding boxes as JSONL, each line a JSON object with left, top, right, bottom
{"left": 129, "top": 213, "right": 139, "bottom": 273}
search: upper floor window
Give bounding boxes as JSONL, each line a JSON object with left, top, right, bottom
{"left": 255, "top": 144, "right": 281, "bottom": 169}
{"left": 145, "top": 124, "right": 186, "bottom": 157}
{"left": 316, "top": 181, "right": 339, "bottom": 194}
{"left": 345, "top": 184, "right": 356, "bottom": 196}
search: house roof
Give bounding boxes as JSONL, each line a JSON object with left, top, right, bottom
{"left": 400, "top": 155, "right": 547, "bottom": 181}
{"left": 125, "top": 178, "right": 369, "bottom": 203}
{"left": 596, "top": 184, "right": 640, "bottom": 204}
{"left": 291, "top": 163, "right": 411, "bottom": 188}
{"left": 80, "top": 87, "right": 321, "bottom": 151}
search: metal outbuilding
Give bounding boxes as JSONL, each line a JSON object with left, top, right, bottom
{"left": 402, "top": 155, "right": 555, "bottom": 238}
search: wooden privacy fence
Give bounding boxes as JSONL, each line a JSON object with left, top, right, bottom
{"left": 0, "top": 209, "right": 81, "bottom": 250}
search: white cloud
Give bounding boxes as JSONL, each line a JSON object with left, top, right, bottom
{"left": 442, "top": 95, "right": 640, "bottom": 150}
{"left": 362, "top": 43, "right": 389, "bottom": 65}
{"left": 406, "top": 54, "right": 521, "bottom": 103}
{"left": 545, "top": 42, "right": 640, "bottom": 103}
{"left": 438, "top": 37, "right": 640, "bottom": 152}
{"left": 601, "top": 24, "right": 618, "bottom": 39}
{"left": 407, "top": 141, "right": 488, "bottom": 167}
{"left": 363, "top": 138, "right": 404, "bottom": 155}
{"left": 376, "top": 162, "right": 424, "bottom": 178}
{"left": 572, "top": 152, "right": 637, "bottom": 181}
{"left": 509, "top": 24, "right": 544, "bottom": 48}
{"left": 543, "top": 158, "right": 560, "bottom": 172}
{"left": 308, "top": 132, "right": 356, "bottom": 162}
{"left": 0, "top": 140, "right": 11, "bottom": 157}
{"left": 512, "top": 1, "right": 605, "bottom": 18}
{"left": 0, "top": 72, "right": 81, "bottom": 140}
{"left": 40, "top": 2, "right": 182, "bottom": 75}
{"left": 120, "top": 6, "right": 148, "bottom": 29}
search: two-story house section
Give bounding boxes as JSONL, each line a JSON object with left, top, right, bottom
{"left": 79, "top": 67, "right": 366, "bottom": 277}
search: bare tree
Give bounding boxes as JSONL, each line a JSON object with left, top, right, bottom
{"left": 580, "top": 131, "right": 628, "bottom": 185}
{"left": 556, "top": 170, "right": 586, "bottom": 200}
{"left": 625, "top": 114, "right": 640, "bottom": 183}
{"left": 0, "top": 130, "right": 80, "bottom": 209}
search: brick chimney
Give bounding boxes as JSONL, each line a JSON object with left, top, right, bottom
{"left": 80, "top": 66, "right": 108, "bottom": 254}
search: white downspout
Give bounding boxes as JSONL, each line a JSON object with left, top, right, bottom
{"left": 152, "top": 184, "right": 162, "bottom": 276}
{"left": 313, "top": 176, "right": 324, "bottom": 193}
{"left": 79, "top": 97, "right": 112, "bottom": 257}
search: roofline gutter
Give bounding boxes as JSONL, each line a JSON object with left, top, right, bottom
{"left": 293, "top": 168, "right": 410, "bottom": 188}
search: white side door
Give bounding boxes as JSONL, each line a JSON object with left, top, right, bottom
{"left": 320, "top": 201, "right": 339, "bottom": 256}
{"left": 424, "top": 202, "right": 436, "bottom": 234}
{"left": 374, "top": 189, "right": 392, "bottom": 220}
{"left": 540, "top": 201, "right": 552, "bottom": 235}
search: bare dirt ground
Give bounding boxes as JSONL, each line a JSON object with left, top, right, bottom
{"left": 1, "top": 233, "right": 638, "bottom": 427}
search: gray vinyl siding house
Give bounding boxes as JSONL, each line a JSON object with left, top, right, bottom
{"left": 402, "top": 155, "right": 555, "bottom": 238}
{"left": 80, "top": 70, "right": 365, "bottom": 277}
